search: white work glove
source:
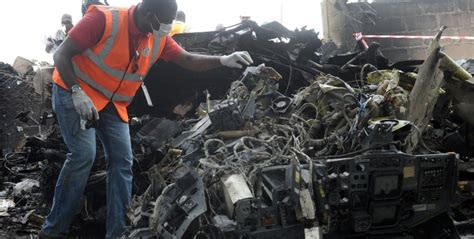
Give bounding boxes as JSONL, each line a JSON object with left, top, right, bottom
{"left": 71, "top": 89, "right": 99, "bottom": 121}
{"left": 220, "top": 51, "right": 254, "bottom": 69}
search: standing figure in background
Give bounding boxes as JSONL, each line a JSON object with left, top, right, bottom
{"left": 215, "top": 23, "right": 225, "bottom": 31}
{"left": 45, "top": 14, "right": 74, "bottom": 54}
{"left": 170, "top": 10, "right": 187, "bottom": 36}
{"left": 240, "top": 14, "right": 251, "bottom": 22}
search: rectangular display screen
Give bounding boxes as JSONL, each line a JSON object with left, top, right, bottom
{"left": 371, "top": 205, "right": 399, "bottom": 228}
{"left": 372, "top": 174, "right": 402, "bottom": 199}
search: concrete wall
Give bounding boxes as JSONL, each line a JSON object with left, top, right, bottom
{"left": 322, "top": 0, "right": 474, "bottom": 62}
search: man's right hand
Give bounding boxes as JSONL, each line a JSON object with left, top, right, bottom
{"left": 220, "top": 51, "right": 253, "bottom": 69}
{"left": 71, "top": 88, "right": 99, "bottom": 121}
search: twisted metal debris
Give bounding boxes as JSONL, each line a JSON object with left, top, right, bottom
{"left": 1, "top": 23, "right": 474, "bottom": 238}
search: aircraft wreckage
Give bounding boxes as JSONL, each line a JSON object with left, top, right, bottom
{"left": 1, "top": 22, "right": 474, "bottom": 238}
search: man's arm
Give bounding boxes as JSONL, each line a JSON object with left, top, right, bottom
{"left": 53, "top": 8, "right": 105, "bottom": 88}
{"left": 171, "top": 50, "right": 254, "bottom": 72}
{"left": 53, "top": 37, "right": 83, "bottom": 88}
{"left": 53, "top": 37, "right": 99, "bottom": 121}
{"left": 51, "top": 10, "right": 105, "bottom": 122}
{"left": 162, "top": 36, "right": 253, "bottom": 71}
{"left": 171, "top": 51, "right": 221, "bottom": 72}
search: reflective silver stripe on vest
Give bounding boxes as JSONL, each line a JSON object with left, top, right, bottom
{"left": 83, "top": 9, "right": 162, "bottom": 82}
{"left": 73, "top": 63, "right": 134, "bottom": 103}
{"left": 99, "top": 10, "right": 119, "bottom": 59}
{"left": 84, "top": 10, "right": 141, "bottom": 81}
{"left": 77, "top": 7, "right": 163, "bottom": 101}
{"left": 143, "top": 37, "right": 162, "bottom": 76}
{"left": 151, "top": 36, "right": 161, "bottom": 64}
{"left": 84, "top": 49, "right": 142, "bottom": 82}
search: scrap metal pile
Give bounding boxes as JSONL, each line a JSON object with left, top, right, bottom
{"left": 0, "top": 60, "right": 55, "bottom": 238}
{"left": 1, "top": 22, "right": 474, "bottom": 238}
{"left": 0, "top": 60, "right": 48, "bottom": 155}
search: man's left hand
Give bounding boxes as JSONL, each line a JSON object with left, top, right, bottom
{"left": 220, "top": 51, "right": 254, "bottom": 69}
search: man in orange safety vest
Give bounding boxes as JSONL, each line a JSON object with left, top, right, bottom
{"left": 40, "top": 0, "right": 253, "bottom": 238}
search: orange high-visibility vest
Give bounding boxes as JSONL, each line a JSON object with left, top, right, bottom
{"left": 53, "top": 5, "right": 166, "bottom": 122}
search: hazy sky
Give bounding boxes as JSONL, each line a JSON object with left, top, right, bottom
{"left": 0, "top": 0, "right": 323, "bottom": 64}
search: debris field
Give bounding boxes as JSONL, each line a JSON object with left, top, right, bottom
{"left": 1, "top": 21, "right": 474, "bottom": 238}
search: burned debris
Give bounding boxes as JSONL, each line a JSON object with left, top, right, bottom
{"left": 0, "top": 60, "right": 49, "bottom": 156}
{"left": 1, "top": 21, "right": 474, "bottom": 238}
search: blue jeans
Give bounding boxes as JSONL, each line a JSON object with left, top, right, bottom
{"left": 42, "top": 84, "right": 133, "bottom": 238}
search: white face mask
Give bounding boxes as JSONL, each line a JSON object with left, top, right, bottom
{"left": 152, "top": 23, "right": 172, "bottom": 39}
{"left": 150, "top": 14, "right": 172, "bottom": 39}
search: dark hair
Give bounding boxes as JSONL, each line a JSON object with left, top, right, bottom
{"left": 176, "top": 10, "right": 185, "bottom": 22}
{"left": 142, "top": 0, "right": 177, "bottom": 23}
{"left": 81, "top": 0, "right": 107, "bottom": 16}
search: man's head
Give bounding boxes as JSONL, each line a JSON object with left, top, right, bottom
{"left": 175, "top": 10, "right": 185, "bottom": 22}
{"left": 240, "top": 15, "right": 251, "bottom": 22}
{"left": 136, "top": 0, "right": 178, "bottom": 33}
{"left": 216, "top": 24, "right": 225, "bottom": 31}
{"left": 61, "top": 14, "right": 74, "bottom": 33}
